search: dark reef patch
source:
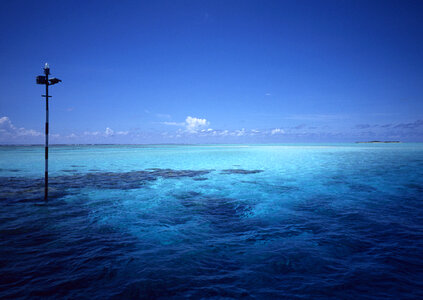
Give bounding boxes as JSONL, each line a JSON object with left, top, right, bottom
{"left": 0, "top": 168, "right": 214, "bottom": 202}
{"left": 241, "top": 180, "right": 258, "bottom": 184}
{"left": 193, "top": 177, "right": 208, "bottom": 181}
{"left": 221, "top": 169, "right": 263, "bottom": 175}
{"left": 148, "top": 168, "right": 212, "bottom": 178}
{"left": 0, "top": 169, "right": 20, "bottom": 172}
{"left": 0, "top": 176, "right": 69, "bottom": 202}
{"left": 272, "top": 185, "right": 300, "bottom": 192}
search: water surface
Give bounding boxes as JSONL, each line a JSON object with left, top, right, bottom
{"left": 1, "top": 144, "right": 423, "bottom": 298}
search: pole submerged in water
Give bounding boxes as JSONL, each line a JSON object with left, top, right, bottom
{"left": 36, "top": 63, "right": 62, "bottom": 201}
{"left": 44, "top": 63, "right": 49, "bottom": 201}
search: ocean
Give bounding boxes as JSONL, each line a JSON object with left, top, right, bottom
{"left": 1, "top": 144, "right": 423, "bottom": 299}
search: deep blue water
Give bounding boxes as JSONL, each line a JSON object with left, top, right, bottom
{"left": 1, "top": 144, "right": 423, "bottom": 299}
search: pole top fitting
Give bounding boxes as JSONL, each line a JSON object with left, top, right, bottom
{"left": 44, "top": 63, "right": 50, "bottom": 75}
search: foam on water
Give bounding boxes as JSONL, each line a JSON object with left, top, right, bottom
{"left": 1, "top": 144, "right": 423, "bottom": 298}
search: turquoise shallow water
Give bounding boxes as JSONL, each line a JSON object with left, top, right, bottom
{"left": 1, "top": 144, "right": 423, "bottom": 298}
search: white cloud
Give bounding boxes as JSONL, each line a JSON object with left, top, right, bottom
{"left": 250, "top": 129, "right": 260, "bottom": 136}
{"left": 185, "top": 116, "right": 209, "bottom": 132}
{"left": 20, "top": 129, "right": 42, "bottom": 137}
{"left": 84, "top": 131, "right": 100, "bottom": 136}
{"left": 220, "top": 130, "right": 229, "bottom": 136}
{"left": 162, "top": 116, "right": 210, "bottom": 133}
{"left": 271, "top": 128, "right": 285, "bottom": 135}
{"left": 1, "top": 116, "right": 16, "bottom": 131}
{"left": 0, "top": 116, "right": 42, "bottom": 138}
{"left": 116, "top": 131, "right": 129, "bottom": 135}
{"left": 234, "top": 128, "right": 246, "bottom": 136}
{"left": 105, "top": 127, "right": 114, "bottom": 136}
{"left": 82, "top": 127, "right": 128, "bottom": 137}
{"left": 211, "top": 130, "right": 229, "bottom": 136}
{"left": 162, "top": 121, "right": 185, "bottom": 126}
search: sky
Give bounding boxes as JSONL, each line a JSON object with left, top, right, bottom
{"left": 0, "top": 0, "right": 423, "bottom": 144}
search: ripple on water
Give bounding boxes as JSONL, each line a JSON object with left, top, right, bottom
{"left": 1, "top": 145, "right": 423, "bottom": 298}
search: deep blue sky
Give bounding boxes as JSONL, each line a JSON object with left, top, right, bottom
{"left": 1, "top": 0, "right": 423, "bottom": 143}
